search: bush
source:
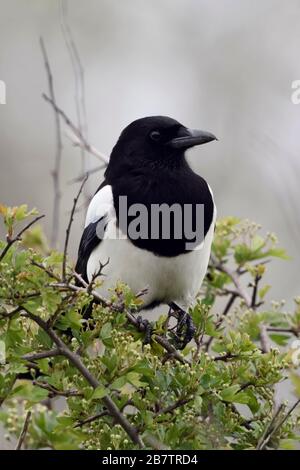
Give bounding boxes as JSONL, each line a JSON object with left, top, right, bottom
{"left": 0, "top": 205, "right": 299, "bottom": 450}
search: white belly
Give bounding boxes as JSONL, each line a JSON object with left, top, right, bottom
{"left": 87, "top": 216, "right": 215, "bottom": 308}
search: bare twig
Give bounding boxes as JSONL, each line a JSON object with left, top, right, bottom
{"left": 68, "top": 165, "right": 105, "bottom": 184}
{"left": 15, "top": 411, "right": 31, "bottom": 450}
{"left": 31, "top": 260, "right": 61, "bottom": 282}
{"left": 267, "top": 326, "right": 299, "bottom": 337}
{"left": 62, "top": 176, "right": 88, "bottom": 280}
{"left": 75, "top": 411, "right": 109, "bottom": 428}
{"left": 33, "top": 380, "right": 82, "bottom": 398}
{"left": 40, "top": 38, "right": 63, "bottom": 248}
{"left": 259, "top": 324, "right": 270, "bottom": 353}
{"left": 251, "top": 274, "right": 262, "bottom": 309}
{"left": 204, "top": 293, "right": 237, "bottom": 352}
{"left": 43, "top": 94, "right": 109, "bottom": 165}
{"left": 159, "top": 397, "right": 191, "bottom": 415}
{"left": 87, "top": 258, "right": 109, "bottom": 293}
{"left": 0, "top": 215, "right": 45, "bottom": 263}
{"left": 211, "top": 257, "right": 251, "bottom": 307}
{"left": 22, "top": 349, "right": 60, "bottom": 362}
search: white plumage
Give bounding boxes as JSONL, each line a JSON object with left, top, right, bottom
{"left": 86, "top": 185, "right": 216, "bottom": 308}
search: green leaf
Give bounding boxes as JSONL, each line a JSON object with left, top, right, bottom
{"left": 269, "top": 333, "right": 290, "bottom": 346}
{"left": 91, "top": 385, "right": 107, "bottom": 400}
{"left": 100, "top": 322, "right": 113, "bottom": 347}
{"left": 11, "top": 383, "right": 48, "bottom": 403}
{"left": 220, "top": 385, "right": 241, "bottom": 402}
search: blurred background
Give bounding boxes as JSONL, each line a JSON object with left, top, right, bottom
{"left": 0, "top": 0, "right": 299, "bottom": 304}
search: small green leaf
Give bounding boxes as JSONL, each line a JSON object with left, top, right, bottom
{"left": 91, "top": 385, "right": 107, "bottom": 400}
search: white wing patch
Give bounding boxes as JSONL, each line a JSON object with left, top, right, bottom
{"left": 85, "top": 185, "right": 115, "bottom": 227}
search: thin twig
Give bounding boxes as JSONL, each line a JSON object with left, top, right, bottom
{"left": 15, "top": 411, "right": 31, "bottom": 450}
{"left": 267, "top": 326, "right": 299, "bottom": 337}
{"left": 0, "top": 215, "right": 45, "bottom": 263}
{"left": 68, "top": 165, "right": 105, "bottom": 184}
{"left": 257, "top": 399, "right": 300, "bottom": 450}
{"left": 251, "top": 274, "right": 262, "bottom": 309}
{"left": 204, "top": 293, "right": 237, "bottom": 352}
{"left": 33, "top": 380, "right": 82, "bottom": 398}
{"left": 22, "top": 349, "right": 60, "bottom": 362}
{"left": 42, "top": 94, "right": 109, "bottom": 164}
{"left": 40, "top": 38, "right": 63, "bottom": 248}
{"left": 62, "top": 176, "right": 88, "bottom": 280}
{"left": 87, "top": 258, "right": 109, "bottom": 293}
{"left": 159, "top": 398, "right": 191, "bottom": 415}
{"left": 0, "top": 306, "right": 23, "bottom": 320}
{"left": 75, "top": 411, "right": 109, "bottom": 428}
{"left": 211, "top": 257, "right": 251, "bottom": 307}
{"left": 31, "top": 260, "right": 61, "bottom": 282}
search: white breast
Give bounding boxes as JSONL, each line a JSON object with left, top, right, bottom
{"left": 86, "top": 185, "right": 216, "bottom": 308}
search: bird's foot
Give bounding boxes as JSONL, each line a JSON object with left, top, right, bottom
{"left": 168, "top": 302, "right": 196, "bottom": 350}
{"left": 136, "top": 316, "right": 153, "bottom": 346}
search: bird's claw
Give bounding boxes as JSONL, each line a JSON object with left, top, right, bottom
{"left": 169, "top": 303, "right": 196, "bottom": 350}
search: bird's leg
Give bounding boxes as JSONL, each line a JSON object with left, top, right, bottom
{"left": 168, "top": 302, "right": 196, "bottom": 349}
{"left": 136, "top": 316, "right": 153, "bottom": 346}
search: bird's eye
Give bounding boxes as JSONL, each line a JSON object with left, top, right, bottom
{"left": 150, "top": 130, "right": 161, "bottom": 142}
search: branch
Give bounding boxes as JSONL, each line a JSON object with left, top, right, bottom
{"left": 211, "top": 257, "right": 251, "bottom": 307}
{"left": 0, "top": 306, "right": 23, "bottom": 320}
{"left": 159, "top": 397, "right": 191, "bottom": 415}
{"left": 257, "top": 399, "right": 300, "bottom": 450}
{"left": 204, "top": 293, "right": 237, "bottom": 352}
{"left": 68, "top": 165, "right": 104, "bottom": 184}
{"left": 62, "top": 176, "right": 88, "bottom": 280}
{"left": 251, "top": 274, "right": 262, "bottom": 309}
{"left": 21, "top": 308, "right": 144, "bottom": 448}
{"left": 15, "top": 411, "right": 31, "bottom": 450}
{"left": 22, "top": 349, "right": 60, "bottom": 362}
{"left": 40, "top": 38, "right": 63, "bottom": 248}
{"left": 33, "top": 380, "right": 82, "bottom": 398}
{"left": 42, "top": 94, "right": 109, "bottom": 165}
{"left": 259, "top": 324, "right": 270, "bottom": 353}
{"left": 267, "top": 326, "right": 299, "bottom": 337}
{"left": 0, "top": 215, "right": 45, "bottom": 263}
{"left": 61, "top": 274, "right": 190, "bottom": 365}
{"left": 31, "top": 260, "right": 61, "bottom": 282}
{"left": 74, "top": 410, "right": 109, "bottom": 428}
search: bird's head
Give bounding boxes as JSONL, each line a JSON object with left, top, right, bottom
{"left": 106, "top": 116, "right": 217, "bottom": 179}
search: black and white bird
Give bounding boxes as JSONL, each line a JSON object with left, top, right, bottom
{"left": 76, "top": 116, "right": 217, "bottom": 342}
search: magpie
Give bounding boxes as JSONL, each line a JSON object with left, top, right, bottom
{"left": 75, "top": 116, "right": 217, "bottom": 346}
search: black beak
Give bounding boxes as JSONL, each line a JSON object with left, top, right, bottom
{"left": 169, "top": 128, "right": 218, "bottom": 149}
